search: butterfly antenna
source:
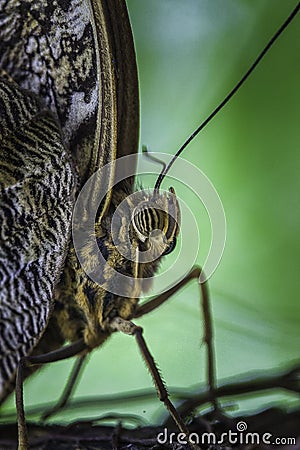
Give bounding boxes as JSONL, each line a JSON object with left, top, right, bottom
{"left": 155, "top": 2, "right": 300, "bottom": 190}
{"left": 142, "top": 145, "right": 167, "bottom": 172}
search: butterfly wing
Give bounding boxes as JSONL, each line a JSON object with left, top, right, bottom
{"left": 0, "top": 0, "right": 139, "bottom": 401}
{"left": 0, "top": 78, "right": 77, "bottom": 401}
{"left": 0, "top": 0, "right": 138, "bottom": 196}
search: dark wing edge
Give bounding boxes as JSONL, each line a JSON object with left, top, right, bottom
{"left": 91, "top": 0, "right": 139, "bottom": 207}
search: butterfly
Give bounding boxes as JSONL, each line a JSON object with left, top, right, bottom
{"left": 0, "top": 1, "right": 300, "bottom": 448}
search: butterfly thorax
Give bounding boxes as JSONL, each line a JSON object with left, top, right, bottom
{"left": 53, "top": 181, "right": 180, "bottom": 349}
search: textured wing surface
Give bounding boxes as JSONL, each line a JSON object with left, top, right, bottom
{"left": 0, "top": 0, "right": 140, "bottom": 401}
{"left": 0, "top": 0, "right": 102, "bottom": 183}
{"left": 0, "top": 0, "right": 137, "bottom": 184}
{"left": 0, "top": 78, "right": 76, "bottom": 402}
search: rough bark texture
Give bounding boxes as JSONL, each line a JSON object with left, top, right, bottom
{"left": 0, "top": 407, "right": 299, "bottom": 449}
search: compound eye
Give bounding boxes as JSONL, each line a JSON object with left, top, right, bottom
{"left": 162, "top": 237, "right": 177, "bottom": 256}
{"left": 132, "top": 202, "right": 164, "bottom": 242}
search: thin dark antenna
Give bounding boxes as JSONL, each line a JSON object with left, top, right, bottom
{"left": 155, "top": 2, "right": 300, "bottom": 190}
{"left": 142, "top": 145, "right": 166, "bottom": 172}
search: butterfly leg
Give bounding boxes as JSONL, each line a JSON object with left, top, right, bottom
{"left": 110, "top": 316, "right": 202, "bottom": 450}
{"left": 41, "top": 354, "right": 87, "bottom": 421}
{"left": 134, "top": 266, "right": 218, "bottom": 412}
{"left": 16, "top": 339, "right": 87, "bottom": 450}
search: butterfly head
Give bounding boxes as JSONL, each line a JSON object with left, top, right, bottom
{"left": 131, "top": 187, "right": 180, "bottom": 262}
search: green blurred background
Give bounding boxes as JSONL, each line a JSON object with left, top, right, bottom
{"left": 2, "top": 0, "right": 300, "bottom": 424}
